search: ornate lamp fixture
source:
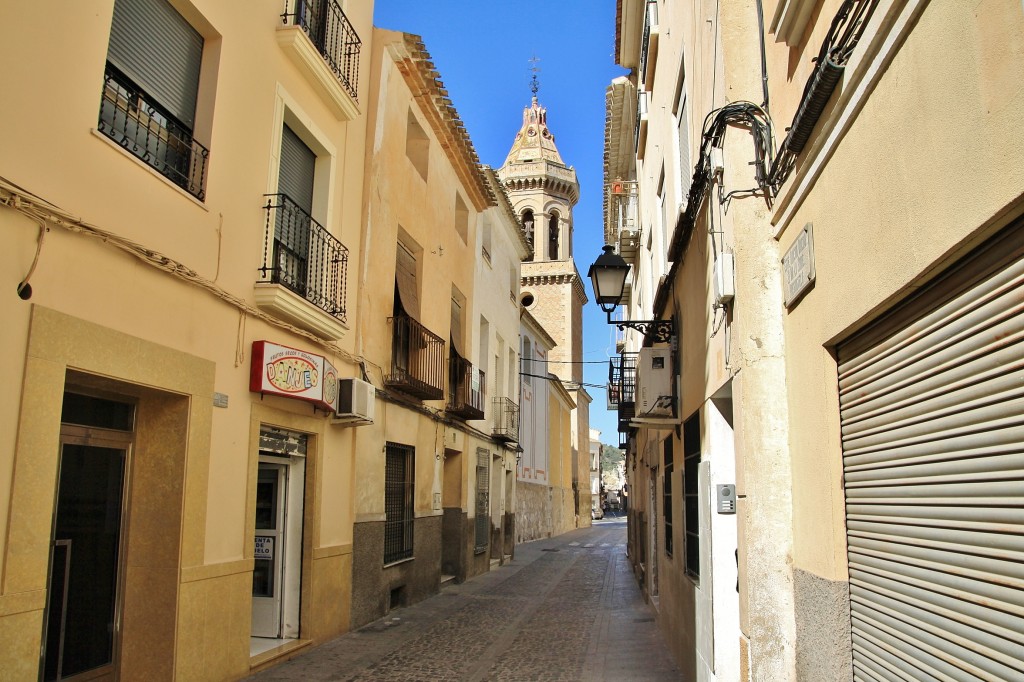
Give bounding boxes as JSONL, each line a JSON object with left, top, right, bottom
{"left": 588, "top": 245, "right": 673, "bottom": 343}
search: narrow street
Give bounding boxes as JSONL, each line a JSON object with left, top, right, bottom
{"left": 249, "top": 517, "right": 680, "bottom": 681}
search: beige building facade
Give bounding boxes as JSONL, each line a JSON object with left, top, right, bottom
{"left": 0, "top": 2, "right": 528, "bottom": 680}
{"left": 607, "top": 0, "right": 1024, "bottom": 680}
{"left": 350, "top": 30, "right": 527, "bottom": 629}
{"left": 1, "top": 1, "right": 375, "bottom": 678}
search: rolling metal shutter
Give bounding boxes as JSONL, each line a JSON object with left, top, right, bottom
{"left": 278, "top": 125, "right": 316, "bottom": 214}
{"left": 107, "top": 0, "right": 203, "bottom": 128}
{"left": 837, "top": 221, "right": 1024, "bottom": 681}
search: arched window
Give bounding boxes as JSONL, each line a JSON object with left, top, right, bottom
{"left": 522, "top": 209, "right": 535, "bottom": 262}
{"left": 548, "top": 211, "right": 560, "bottom": 260}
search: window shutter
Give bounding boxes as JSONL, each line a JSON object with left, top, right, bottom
{"left": 107, "top": 0, "right": 203, "bottom": 128}
{"left": 450, "top": 298, "right": 464, "bottom": 356}
{"left": 395, "top": 242, "right": 420, "bottom": 318}
{"left": 278, "top": 125, "right": 316, "bottom": 215}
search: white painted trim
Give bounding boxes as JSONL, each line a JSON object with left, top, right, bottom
{"left": 275, "top": 25, "right": 360, "bottom": 121}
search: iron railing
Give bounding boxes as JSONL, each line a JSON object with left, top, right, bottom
{"left": 260, "top": 194, "right": 349, "bottom": 321}
{"left": 386, "top": 313, "right": 445, "bottom": 400}
{"left": 384, "top": 443, "right": 414, "bottom": 563}
{"left": 491, "top": 397, "right": 520, "bottom": 442}
{"left": 607, "top": 181, "right": 640, "bottom": 255}
{"left": 98, "top": 63, "right": 209, "bottom": 201}
{"left": 608, "top": 352, "right": 639, "bottom": 410}
{"left": 447, "top": 353, "right": 485, "bottom": 420}
{"left": 282, "top": 0, "right": 361, "bottom": 101}
{"left": 639, "top": 0, "right": 658, "bottom": 84}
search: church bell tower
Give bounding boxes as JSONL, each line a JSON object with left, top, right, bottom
{"left": 498, "top": 77, "right": 590, "bottom": 514}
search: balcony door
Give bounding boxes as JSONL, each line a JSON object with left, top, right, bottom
{"left": 275, "top": 125, "right": 316, "bottom": 297}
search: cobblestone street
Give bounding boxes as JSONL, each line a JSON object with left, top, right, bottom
{"left": 249, "top": 517, "right": 680, "bottom": 681}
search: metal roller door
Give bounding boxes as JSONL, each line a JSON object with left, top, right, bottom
{"left": 837, "top": 220, "right": 1024, "bottom": 681}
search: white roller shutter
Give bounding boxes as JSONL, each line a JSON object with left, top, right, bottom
{"left": 838, "top": 220, "right": 1024, "bottom": 682}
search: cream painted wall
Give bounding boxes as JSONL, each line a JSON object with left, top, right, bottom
{"left": 775, "top": 0, "right": 1024, "bottom": 580}
{"left": 1, "top": 0, "right": 375, "bottom": 676}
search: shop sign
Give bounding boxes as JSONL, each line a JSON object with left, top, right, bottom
{"left": 250, "top": 340, "right": 340, "bottom": 413}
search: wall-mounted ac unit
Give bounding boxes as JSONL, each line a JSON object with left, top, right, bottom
{"left": 636, "top": 347, "right": 674, "bottom": 420}
{"left": 331, "top": 378, "right": 375, "bottom": 426}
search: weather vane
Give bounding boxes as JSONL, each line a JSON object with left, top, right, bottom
{"left": 528, "top": 55, "right": 541, "bottom": 97}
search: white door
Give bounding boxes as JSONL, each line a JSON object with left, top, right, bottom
{"left": 252, "top": 463, "right": 286, "bottom": 638}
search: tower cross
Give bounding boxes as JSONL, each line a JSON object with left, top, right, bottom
{"left": 528, "top": 55, "right": 541, "bottom": 97}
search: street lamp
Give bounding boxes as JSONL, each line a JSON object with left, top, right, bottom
{"left": 587, "top": 245, "right": 674, "bottom": 343}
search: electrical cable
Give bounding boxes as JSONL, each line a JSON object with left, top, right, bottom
{"left": 768, "top": 0, "right": 880, "bottom": 191}
{"left": 1, "top": 175, "right": 361, "bottom": 366}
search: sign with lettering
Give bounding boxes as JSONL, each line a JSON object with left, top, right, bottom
{"left": 254, "top": 535, "right": 274, "bottom": 560}
{"left": 250, "top": 341, "right": 340, "bottom": 413}
{"left": 782, "top": 223, "right": 816, "bottom": 308}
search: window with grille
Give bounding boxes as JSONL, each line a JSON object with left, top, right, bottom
{"left": 663, "top": 437, "right": 674, "bottom": 557}
{"left": 384, "top": 442, "right": 414, "bottom": 563}
{"left": 99, "top": 0, "right": 208, "bottom": 199}
{"left": 683, "top": 412, "right": 701, "bottom": 579}
{"left": 474, "top": 449, "right": 490, "bottom": 552}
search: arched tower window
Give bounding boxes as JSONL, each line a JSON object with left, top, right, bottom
{"left": 522, "top": 209, "right": 535, "bottom": 262}
{"left": 548, "top": 211, "right": 560, "bottom": 260}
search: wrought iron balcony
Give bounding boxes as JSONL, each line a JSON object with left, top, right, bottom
{"left": 259, "top": 194, "right": 349, "bottom": 322}
{"left": 610, "top": 352, "right": 638, "bottom": 435}
{"left": 282, "top": 0, "right": 361, "bottom": 101}
{"left": 606, "top": 181, "right": 640, "bottom": 262}
{"left": 387, "top": 313, "right": 445, "bottom": 400}
{"left": 491, "top": 397, "right": 520, "bottom": 442}
{"left": 447, "top": 353, "right": 485, "bottom": 421}
{"left": 608, "top": 352, "right": 638, "bottom": 410}
{"left": 98, "top": 63, "right": 209, "bottom": 201}
{"left": 639, "top": 0, "right": 659, "bottom": 88}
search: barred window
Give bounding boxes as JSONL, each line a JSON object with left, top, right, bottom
{"left": 683, "top": 412, "right": 701, "bottom": 579}
{"left": 474, "top": 449, "right": 490, "bottom": 552}
{"left": 663, "top": 437, "right": 674, "bottom": 557}
{"left": 384, "top": 442, "right": 414, "bottom": 563}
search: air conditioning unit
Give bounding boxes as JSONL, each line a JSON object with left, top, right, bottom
{"left": 331, "top": 378, "right": 375, "bottom": 426}
{"left": 636, "top": 347, "right": 674, "bottom": 420}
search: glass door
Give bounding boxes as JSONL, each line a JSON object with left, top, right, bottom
{"left": 43, "top": 439, "right": 128, "bottom": 681}
{"left": 251, "top": 463, "right": 286, "bottom": 638}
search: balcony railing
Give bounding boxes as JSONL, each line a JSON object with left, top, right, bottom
{"left": 639, "top": 0, "right": 659, "bottom": 87}
{"left": 608, "top": 352, "right": 639, "bottom": 409}
{"left": 491, "top": 397, "right": 520, "bottom": 442}
{"left": 282, "top": 0, "right": 361, "bottom": 101}
{"left": 610, "top": 352, "right": 638, "bottom": 436}
{"left": 98, "top": 63, "right": 209, "bottom": 201}
{"left": 447, "top": 353, "right": 485, "bottom": 421}
{"left": 387, "top": 313, "right": 445, "bottom": 400}
{"left": 260, "top": 194, "right": 349, "bottom": 321}
{"left": 607, "top": 181, "right": 640, "bottom": 259}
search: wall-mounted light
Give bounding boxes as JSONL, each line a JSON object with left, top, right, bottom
{"left": 587, "top": 245, "right": 673, "bottom": 343}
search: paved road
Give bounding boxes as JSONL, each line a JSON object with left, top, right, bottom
{"left": 250, "top": 516, "right": 680, "bottom": 681}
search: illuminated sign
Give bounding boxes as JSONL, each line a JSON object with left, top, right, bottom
{"left": 250, "top": 341, "right": 340, "bottom": 413}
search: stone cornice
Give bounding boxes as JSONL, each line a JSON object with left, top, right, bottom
{"left": 521, "top": 269, "right": 589, "bottom": 304}
{"left": 388, "top": 34, "right": 494, "bottom": 212}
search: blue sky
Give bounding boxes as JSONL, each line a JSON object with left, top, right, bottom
{"left": 374, "top": 0, "right": 628, "bottom": 444}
